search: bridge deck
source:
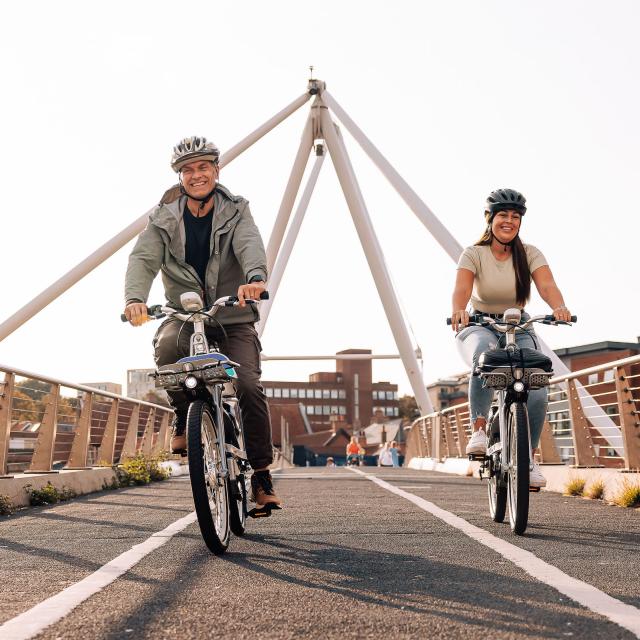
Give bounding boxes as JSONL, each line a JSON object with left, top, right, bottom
{"left": 0, "top": 468, "right": 638, "bottom": 639}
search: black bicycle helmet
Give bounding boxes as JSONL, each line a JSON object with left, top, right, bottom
{"left": 485, "top": 188, "right": 526, "bottom": 219}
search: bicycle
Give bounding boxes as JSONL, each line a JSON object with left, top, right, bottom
{"left": 447, "top": 308, "right": 576, "bottom": 535}
{"left": 122, "top": 290, "right": 271, "bottom": 554}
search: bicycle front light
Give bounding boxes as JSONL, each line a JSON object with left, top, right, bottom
{"left": 184, "top": 375, "right": 198, "bottom": 389}
{"left": 513, "top": 381, "right": 525, "bottom": 392}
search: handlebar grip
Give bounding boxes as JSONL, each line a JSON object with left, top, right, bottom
{"left": 260, "top": 291, "right": 269, "bottom": 300}
{"left": 446, "top": 318, "right": 452, "bottom": 326}
{"left": 544, "top": 314, "right": 578, "bottom": 323}
{"left": 121, "top": 305, "right": 165, "bottom": 322}
{"left": 571, "top": 315, "right": 577, "bottom": 322}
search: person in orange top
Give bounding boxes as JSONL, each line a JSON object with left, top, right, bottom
{"left": 346, "top": 436, "right": 361, "bottom": 465}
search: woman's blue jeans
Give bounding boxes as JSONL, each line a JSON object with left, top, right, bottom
{"left": 455, "top": 324, "right": 548, "bottom": 449}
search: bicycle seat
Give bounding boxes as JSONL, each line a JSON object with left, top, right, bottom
{"left": 477, "top": 347, "right": 552, "bottom": 372}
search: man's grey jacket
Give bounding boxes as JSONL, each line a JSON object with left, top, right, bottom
{"left": 125, "top": 183, "right": 267, "bottom": 326}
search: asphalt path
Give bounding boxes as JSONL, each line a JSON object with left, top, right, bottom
{"left": 0, "top": 467, "right": 638, "bottom": 639}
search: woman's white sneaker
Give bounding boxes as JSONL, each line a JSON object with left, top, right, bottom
{"left": 529, "top": 462, "right": 547, "bottom": 488}
{"left": 466, "top": 429, "right": 488, "bottom": 455}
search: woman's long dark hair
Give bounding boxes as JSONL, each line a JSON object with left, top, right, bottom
{"left": 475, "top": 216, "right": 531, "bottom": 307}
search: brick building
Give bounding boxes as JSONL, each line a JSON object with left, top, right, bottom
{"left": 264, "top": 349, "right": 400, "bottom": 460}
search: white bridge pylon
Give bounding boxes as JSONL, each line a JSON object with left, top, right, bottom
{"left": 255, "top": 82, "right": 436, "bottom": 414}
{"left": 0, "top": 80, "right": 619, "bottom": 441}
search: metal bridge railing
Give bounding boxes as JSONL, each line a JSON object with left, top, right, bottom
{"left": 406, "top": 354, "right": 640, "bottom": 470}
{"left": 0, "top": 364, "right": 174, "bottom": 476}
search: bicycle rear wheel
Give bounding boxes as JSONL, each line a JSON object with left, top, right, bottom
{"left": 187, "top": 400, "right": 230, "bottom": 554}
{"left": 507, "top": 402, "right": 530, "bottom": 535}
{"left": 487, "top": 414, "right": 506, "bottom": 522}
{"left": 227, "top": 409, "right": 248, "bottom": 537}
{"left": 488, "top": 464, "right": 507, "bottom": 522}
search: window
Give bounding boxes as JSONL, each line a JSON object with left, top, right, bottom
{"left": 282, "top": 388, "right": 290, "bottom": 398}
{"left": 315, "top": 405, "right": 323, "bottom": 414}
{"left": 385, "top": 407, "right": 394, "bottom": 416}
{"left": 372, "top": 391, "right": 378, "bottom": 400}
{"left": 323, "top": 405, "right": 331, "bottom": 415}
{"left": 603, "top": 369, "right": 615, "bottom": 383}
{"left": 298, "top": 389, "right": 306, "bottom": 399}
{"left": 339, "top": 406, "right": 347, "bottom": 415}
{"left": 306, "top": 405, "right": 314, "bottom": 415}
{"left": 265, "top": 388, "right": 273, "bottom": 398}
{"left": 393, "top": 391, "right": 399, "bottom": 400}
{"left": 588, "top": 373, "right": 599, "bottom": 385}
{"left": 322, "top": 389, "right": 330, "bottom": 399}
{"left": 290, "top": 389, "right": 298, "bottom": 398}
{"left": 331, "top": 389, "right": 338, "bottom": 399}
{"left": 274, "top": 388, "right": 282, "bottom": 398}
{"left": 386, "top": 391, "right": 394, "bottom": 400}
{"left": 330, "top": 406, "right": 339, "bottom": 414}
{"left": 338, "top": 390, "right": 346, "bottom": 399}
{"left": 393, "top": 407, "right": 399, "bottom": 417}
{"left": 314, "top": 389, "right": 322, "bottom": 399}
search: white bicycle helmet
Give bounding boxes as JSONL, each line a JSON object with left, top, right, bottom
{"left": 171, "top": 136, "right": 220, "bottom": 172}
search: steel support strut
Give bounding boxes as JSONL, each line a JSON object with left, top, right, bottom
{"left": 320, "top": 107, "right": 434, "bottom": 415}
{"left": 0, "top": 92, "right": 312, "bottom": 343}
{"left": 265, "top": 114, "right": 314, "bottom": 274}
{"left": 259, "top": 147, "right": 325, "bottom": 337}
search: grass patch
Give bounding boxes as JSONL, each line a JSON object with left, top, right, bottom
{"left": 0, "top": 494, "right": 13, "bottom": 515}
{"left": 25, "top": 482, "right": 77, "bottom": 506}
{"left": 584, "top": 478, "right": 606, "bottom": 500}
{"left": 116, "top": 453, "right": 171, "bottom": 487}
{"left": 613, "top": 477, "right": 640, "bottom": 508}
{"left": 564, "top": 476, "right": 586, "bottom": 497}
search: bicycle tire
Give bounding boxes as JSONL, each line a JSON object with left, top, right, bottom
{"left": 487, "top": 414, "right": 506, "bottom": 522}
{"left": 488, "top": 465, "right": 507, "bottom": 523}
{"left": 228, "top": 410, "right": 247, "bottom": 537}
{"left": 507, "top": 401, "right": 530, "bottom": 535}
{"left": 187, "top": 400, "right": 230, "bottom": 554}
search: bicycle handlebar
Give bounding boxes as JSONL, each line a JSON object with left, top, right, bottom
{"left": 445, "top": 313, "right": 577, "bottom": 327}
{"left": 121, "top": 291, "right": 269, "bottom": 323}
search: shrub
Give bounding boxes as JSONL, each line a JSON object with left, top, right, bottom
{"left": 117, "top": 453, "right": 170, "bottom": 487}
{"left": 564, "top": 476, "right": 586, "bottom": 497}
{"left": 584, "top": 478, "right": 606, "bottom": 500}
{"left": 25, "top": 482, "right": 76, "bottom": 506}
{"left": 101, "top": 477, "right": 120, "bottom": 491}
{"left": 613, "top": 478, "right": 640, "bottom": 508}
{"left": 0, "top": 494, "right": 13, "bottom": 516}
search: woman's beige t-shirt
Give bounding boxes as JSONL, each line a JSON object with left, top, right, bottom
{"left": 457, "top": 244, "right": 548, "bottom": 314}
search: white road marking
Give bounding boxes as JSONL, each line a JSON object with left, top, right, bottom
{"left": 0, "top": 511, "right": 197, "bottom": 640}
{"left": 349, "top": 468, "right": 640, "bottom": 638}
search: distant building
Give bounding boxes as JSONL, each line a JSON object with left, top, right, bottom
{"left": 427, "top": 376, "right": 469, "bottom": 412}
{"left": 265, "top": 349, "right": 400, "bottom": 462}
{"left": 80, "top": 381, "right": 122, "bottom": 395}
{"left": 126, "top": 369, "right": 156, "bottom": 400}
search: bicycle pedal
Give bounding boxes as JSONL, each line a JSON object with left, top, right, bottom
{"left": 529, "top": 486, "right": 541, "bottom": 493}
{"left": 247, "top": 503, "right": 282, "bottom": 519}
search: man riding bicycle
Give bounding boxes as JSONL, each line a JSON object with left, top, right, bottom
{"left": 123, "top": 136, "right": 281, "bottom": 511}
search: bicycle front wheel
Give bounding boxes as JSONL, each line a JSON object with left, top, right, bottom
{"left": 187, "top": 400, "right": 230, "bottom": 554}
{"left": 507, "top": 402, "right": 530, "bottom": 535}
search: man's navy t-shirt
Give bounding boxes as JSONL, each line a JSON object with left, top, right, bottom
{"left": 183, "top": 206, "right": 213, "bottom": 285}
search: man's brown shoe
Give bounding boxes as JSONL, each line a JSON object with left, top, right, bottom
{"left": 250, "top": 470, "right": 282, "bottom": 509}
{"left": 170, "top": 412, "right": 187, "bottom": 454}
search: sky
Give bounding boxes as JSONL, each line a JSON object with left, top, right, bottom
{"left": 1, "top": 0, "right": 639, "bottom": 397}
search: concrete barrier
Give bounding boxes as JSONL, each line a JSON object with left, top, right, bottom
{"left": 406, "top": 456, "right": 640, "bottom": 498}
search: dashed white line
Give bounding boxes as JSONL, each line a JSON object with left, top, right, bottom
{"left": 0, "top": 511, "right": 197, "bottom": 640}
{"left": 349, "top": 468, "right": 640, "bottom": 638}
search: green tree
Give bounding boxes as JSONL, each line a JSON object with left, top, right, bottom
{"left": 398, "top": 395, "right": 420, "bottom": 423}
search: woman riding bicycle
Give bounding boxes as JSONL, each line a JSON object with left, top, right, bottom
{"left": 450, "top": 188, "right": 572, "bottom": 488}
